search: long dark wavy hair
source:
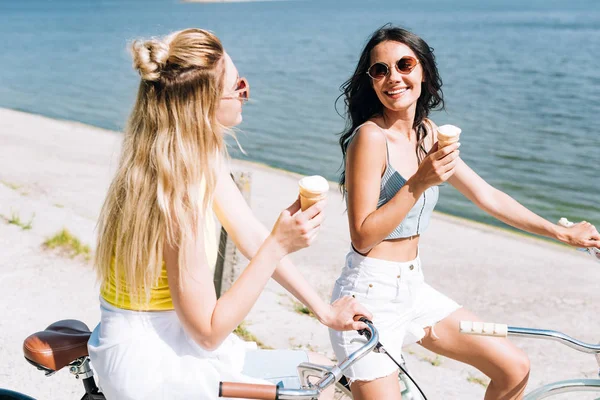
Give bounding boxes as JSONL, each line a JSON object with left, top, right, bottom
{"left": 337, "top": 25, "right": 445, "bottom": 191}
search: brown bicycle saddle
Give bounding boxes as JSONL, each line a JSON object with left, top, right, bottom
{"left": 23, "top": 319, "right": 92, "bottom": 372}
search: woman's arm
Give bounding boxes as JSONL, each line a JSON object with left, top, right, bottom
{"left": 165, "top": 193, "right": 324, "bottom": 351}
{"left": 447, "top": 159, "right": 600, "bottom": 247}
{"left": 347, "top": 125, "right": 459, "bottom": 253}
{"left": 212, "top": 167, "right": 371, "bottom": 331}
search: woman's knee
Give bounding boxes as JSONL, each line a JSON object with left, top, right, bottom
{"left": 497, "top": 347, "right": 530, "bottom": 386}
{"left": 512, "top": 350, "right": 530, "bottom": 381}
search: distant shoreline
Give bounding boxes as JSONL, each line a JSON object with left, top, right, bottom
{"left": 182, "top": 0, "right": 280, "bottom": 3}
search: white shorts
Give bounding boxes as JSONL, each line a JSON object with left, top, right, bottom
{"left": 88, "top": 299, "right": 307, "bottom": 399}
{"left": 329, "top": 249, "right": 461, "bottom": 382}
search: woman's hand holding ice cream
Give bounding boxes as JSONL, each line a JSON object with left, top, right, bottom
{"left": 409, "top": 142, "right": 461, "bottom": 190}
{"left": 405, "top": 124, "right": 462, "bottom": 191}
{"left": 268, "top": 177, "right": 328, "bottom": 258}
{"left": 269, "top": 198, "right": 325, "bottom": 258}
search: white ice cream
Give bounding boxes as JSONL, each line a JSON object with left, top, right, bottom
{"left": 437, "top": 124, "right": 462, "bottom": 140}
{"left": 299, "top": 175, "right": 329, "bottom": 194}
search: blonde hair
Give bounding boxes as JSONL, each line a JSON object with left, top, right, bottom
{"left": 95, "top": 28, "right": 226, "bottom": 303}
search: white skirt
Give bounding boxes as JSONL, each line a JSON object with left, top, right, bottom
{"left": 88, "top": 298, "right": 306, "bottom": 400}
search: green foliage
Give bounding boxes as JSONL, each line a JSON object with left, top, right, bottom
{"left": 2, "top": 210, "right": 34, "bottom": 230}
{"left": 234, "top": 321, "right": 272, "bottom": 349}
{"left": 43, "top": 229, "right": 91, "bottom": 261}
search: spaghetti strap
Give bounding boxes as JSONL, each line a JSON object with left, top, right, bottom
{"left": 380, "top": 128, "right": 390, "bottom": 163}
{"left": 352, "top": 121, "right": 390, "bottom": 164}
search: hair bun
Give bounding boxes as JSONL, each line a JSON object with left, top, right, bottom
{"left": 132, "top": 39, "right": 170, "bottom": 81}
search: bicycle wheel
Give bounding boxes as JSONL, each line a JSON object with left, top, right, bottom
{"left": 522, "top": 378, "right": 600, "bottom": 399}
{"left": 0, "top": 389, "right": 36, "bottom": 400}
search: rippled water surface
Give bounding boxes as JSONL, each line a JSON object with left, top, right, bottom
{"left": 0, "top": 0, "right": 598, "bottom": 226}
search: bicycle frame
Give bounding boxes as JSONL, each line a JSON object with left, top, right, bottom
{"left": 298, "top": 356, "right": 422, "bottom": 400}
{"left": 460, "top": 321, "right": 600, "bottom": 400}
{"left": 30, "top": 355, "right": 105, "bottom": 400}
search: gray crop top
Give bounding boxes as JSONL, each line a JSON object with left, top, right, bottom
{"left": 348, "top": 122, "right": 439, "bottom": 239}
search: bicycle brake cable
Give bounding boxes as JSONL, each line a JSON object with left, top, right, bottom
{"left": 376, "top": 344, "right": 428, "bottom": 400}
{"left": 357, "top": 318, "right": 429, "bottom": 400}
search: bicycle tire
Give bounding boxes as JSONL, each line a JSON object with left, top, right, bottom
{"left": 522, "top": 379, "right": 600, "bottom": 400}
{"left": 0, "top": 389, "right": 36, "bottom": 400}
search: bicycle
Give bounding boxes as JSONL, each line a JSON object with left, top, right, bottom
{"left": 219, "top": 317, "right": 428, "bottom": 399}
{"left": 8, "top": 231, "right": 596, "bottom": 400}
{"left": 460, "top": 320, "right": 600, "bottom": 399}
{"left": 0, "top": 318, "right": 426, "bottom": 400}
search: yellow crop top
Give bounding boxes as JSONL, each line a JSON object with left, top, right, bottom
{"left": 100, "top": 211, "right": 218, "bottom": 311}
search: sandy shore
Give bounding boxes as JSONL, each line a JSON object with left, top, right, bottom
{"left": 0, "top": 107, "right": 598, "bottom": 399}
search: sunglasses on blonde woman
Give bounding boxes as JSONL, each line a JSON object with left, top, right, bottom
{"left": 222, "top": 77, "right": 250, "bottom": 101}
{"left": 366, "top": 56, "right": 420, "bottom": 81}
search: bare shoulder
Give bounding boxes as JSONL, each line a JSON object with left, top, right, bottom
{"left": 347, "top": 122, "right": 387, "bottom": 156}
{"left": 346, "top": 122, "right": 387, "bottom": 176}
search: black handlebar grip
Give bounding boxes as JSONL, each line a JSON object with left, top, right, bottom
{"left": 356, "top": 317, "right": 373, "bottom": 340}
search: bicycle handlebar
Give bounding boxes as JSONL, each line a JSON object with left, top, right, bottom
{"left": 460, "top": 320, "right": 600, "bottom": 354}
{"left": 219, "top": 318, "right": 379, "bottom": 399}
{"left": 219, "top": 382, "right": 277, "bottom": 400}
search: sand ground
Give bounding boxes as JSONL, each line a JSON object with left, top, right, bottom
{"left": 0, "top": 108, "right": 598, "bottom": 399}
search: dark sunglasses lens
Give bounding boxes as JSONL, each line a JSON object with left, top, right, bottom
{"left": 397, "top": 57, "right": 417, "bottom": 73}
{"left": 237, "top": 78, "right": 249, "bottom": 99}
{"left": 368, "top": 63, "right": 388, "bottom": 79}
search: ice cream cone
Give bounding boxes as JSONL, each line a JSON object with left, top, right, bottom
{"left": 437, "top": 124, "right": 461, "bottom": 148}
{"left": 298, "top": 175, "right": 329, "bottom": 211}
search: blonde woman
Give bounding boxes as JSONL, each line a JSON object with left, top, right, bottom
{"left": 88, "top": 28, "right": 370, "bottom": 400}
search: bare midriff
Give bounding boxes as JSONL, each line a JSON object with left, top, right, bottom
{"left": 358, "top": 235, "right": 420, "bottom": 262}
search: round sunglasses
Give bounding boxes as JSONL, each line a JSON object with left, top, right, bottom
{"left": 222, "top": 77, "right": 250, "bottom": 101}
{"left": 366, "top": 56, "right": 420, "bottom": 81}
